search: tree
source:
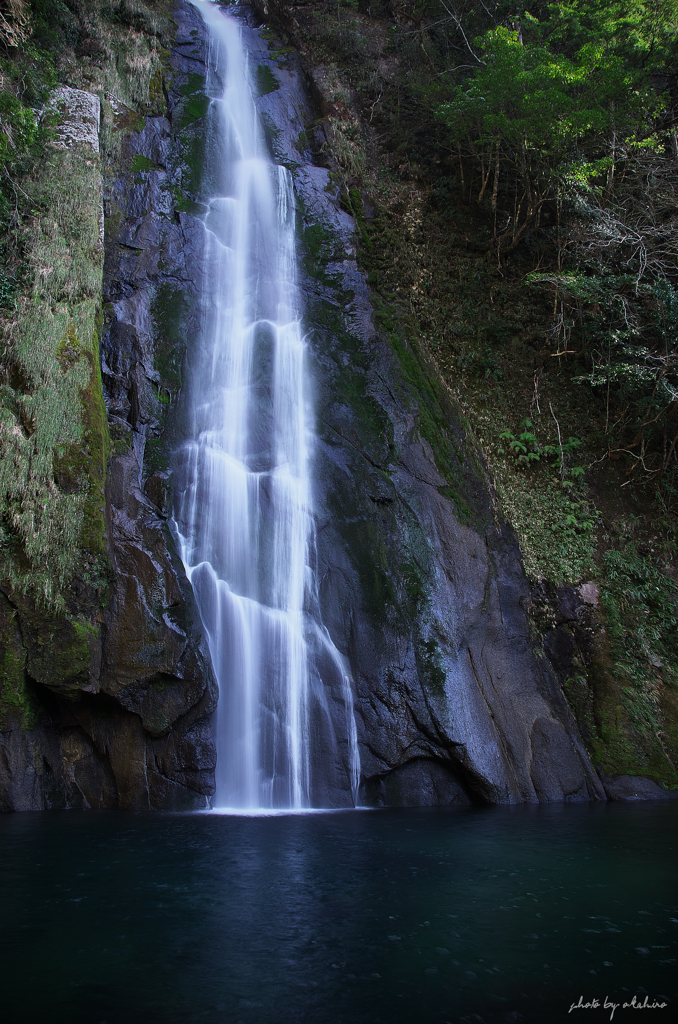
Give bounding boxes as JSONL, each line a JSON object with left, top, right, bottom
{"left": 436, "top": 13, "right": 657, "bottom": 253}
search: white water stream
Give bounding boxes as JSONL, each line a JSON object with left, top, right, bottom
{"left": 173, "top": 1, "right": 359, "bottom": 811}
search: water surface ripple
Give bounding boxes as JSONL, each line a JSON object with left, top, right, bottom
{"left": 1, "top": 804, "right": 676, "bottom": 1022}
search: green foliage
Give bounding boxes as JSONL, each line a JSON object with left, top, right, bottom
{"left": 603, "top": 544, "right": 678, "bottom": 687}
{"left": 439, "top": 25, "right": 644, "bottom": 155}
{"left": 28, "top": 0, "right": 81, "bottom": 53}
{"left": 0, "top": 268, "right": 15, "bottom": 308}
{"left": 0, "top": 41, "right": 56, "bottom": 230}
{"left": 534, "top": 0, "right": 678, "bottom": 68}
{"left": 534, "top": 270, "right": 678, "bottom": 481}
{"left": 498, "top": 417, "right": 584, "bottom": 479}
{"left": 0, "top": 92, "right": 39, "bottom": 163}
{"left": 0, "top": 121, "right": 109, "bottom": 608}
{"left": 499, "top": 419, "right": 540, "bottom": 463}
{"left": 491, "top": 410, "right": 599, "bottom": 582}
{"left": 496, "top": 467, "right": 600, "bottom": 582}
{"left": 433, "top": 0, "right": 676, "bottom": 263}
{"left": 426, "top": 1, "right": 678, "bottom": 481}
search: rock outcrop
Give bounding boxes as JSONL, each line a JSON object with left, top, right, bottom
{"left": 235, "top": 17, "right": 604, "bottom": 805}
{"left": 0, "top": 1, "right": 216, "bottom": 812}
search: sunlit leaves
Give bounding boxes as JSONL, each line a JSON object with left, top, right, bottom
{"left": 0, "top": 93, "right": 38, "bottom": 163}
{"left": 437, "top": 22, "right": 654, "bottom": 170}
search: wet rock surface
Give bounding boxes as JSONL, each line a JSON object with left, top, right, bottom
{"left": 96, "top": 0, "right": 217, "bottom": 810}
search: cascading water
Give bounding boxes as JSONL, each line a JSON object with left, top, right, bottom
{"left": 173, "top": 1, "right": 360, "bottom": 811}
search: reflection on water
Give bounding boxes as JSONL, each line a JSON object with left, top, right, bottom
{"left": 1, "top": 804, "right": 676, "bottom": 1023}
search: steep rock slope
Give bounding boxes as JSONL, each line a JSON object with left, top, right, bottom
{"left": 231, "top": 7, "right": 604, "bottom": 804}
{"left": 0, "top": 0, "right": 215, "bottom": 810}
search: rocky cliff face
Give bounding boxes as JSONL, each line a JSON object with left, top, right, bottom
{"left": 0, "top": 1, "right": 216, "bottom": 811}
{"left": 252, "top": 0, "right": 678, "bottom": 803}
{"left": 249, "top": 1, "right": 678, "bottom": 804}
{"left": 1, "top": 0, "right": 673, "bottom": 811}
{"left": 240, "top": 27, "right": 601, "bottom": 805}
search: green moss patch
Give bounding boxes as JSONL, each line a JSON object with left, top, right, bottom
{"left": 254, "top": 64, "right": 280, "bottom": 97}
{"left": 22, "top": 606, "right": 98, "bottom": 698}
{"left": 0, "top": 142, "right": 109, "bottom": 610}
{"left": 174, "top": 198, "right": 208, "bottom": 217}
{"left": 0, "top": 592, "right": 36, "bottom": 730}
{"left": 178, "top": 130, "right": 207, "bottom": 199}
{"left": 415, "top": 637, "right": 446, "bottom": 698}
{"left": 131, "top": 154, "right": 156, "bottom": 173}
{"left": 178, "top": 91, "right": 210, "bottom": 130}
{"left": 302, "top": 223, "right": 346, "bottom": 287}
{"left": 580, "top": 543, "right": 678, "bottom": 787}
{"left": 143, "top": 435, "right": 171, "bottom": 476}
{"left": 178, "top": 73, "right": 206, "bottom": 97}
{"left": 151, "top": 283, "right": 191, "bottom": 392}
{"left": 175, "top": 72, "right": 209, "bottom": 132}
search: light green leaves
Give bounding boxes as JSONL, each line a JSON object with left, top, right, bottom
{"left": 437, "top": 22, "right": 650, "bottom": 165}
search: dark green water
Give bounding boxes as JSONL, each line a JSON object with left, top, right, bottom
{"left": 1, "top": 804, "right": 676, "bottom": 1024}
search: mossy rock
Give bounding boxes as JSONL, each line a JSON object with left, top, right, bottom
{"left": 0, "top": 591, "right": 36, "bottom": 729}
{"left": 254, "top": 64, "right": 280, "bottom": 97}
{"left": 16, "top": 598, "right": 99, "bottom": 698}
{"left": 151, "top": 283, "right": 191, "bottom": 391}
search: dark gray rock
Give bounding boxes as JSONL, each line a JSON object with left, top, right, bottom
{"left": 96, "top": 0, "right": 217, "bottom": 809}
{"left": 530, "top": 717, "right": 588, "bottom": 802}
{"left": 600, "top": 772, "right": 678, "bottom": 801}
{"left": 362, "top": 759, "right": 471, "bottom": 807}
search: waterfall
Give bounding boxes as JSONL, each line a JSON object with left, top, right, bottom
{"left": 173, "top": 0, "right": 360, "bottom": 811}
